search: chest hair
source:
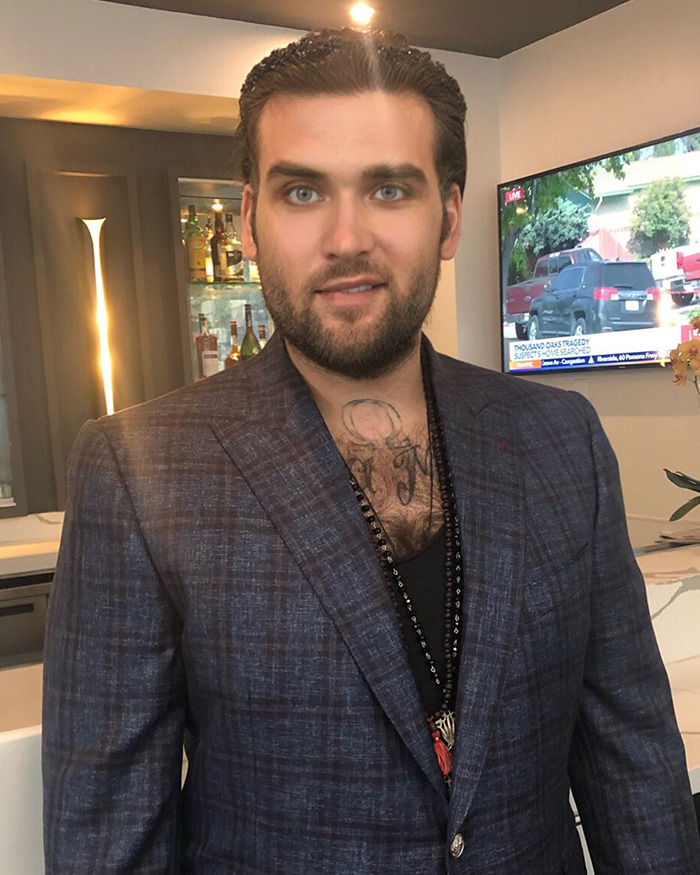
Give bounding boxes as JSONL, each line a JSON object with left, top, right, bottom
{"left": 332, "top": 398, "right": 443, "bottom": 558}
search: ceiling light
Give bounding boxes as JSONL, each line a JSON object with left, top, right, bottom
{"left": 350, "top": 2, "right": 375, "bottom": 26}
{"left": 212, "top": 199, "right": 224, "bottom": 212}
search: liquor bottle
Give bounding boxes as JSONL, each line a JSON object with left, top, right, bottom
{"left": 204, "top": 237, "right": 214, "bottom": 283}
{"left": 224, "top": 213, "right": 244, "bottom": 281}
{"left": 184, "top": 205, "right": 207, "bottom": 282}
{"left": 240, "top": 304, "right": 261, "bottom": 358}
{"left": 218, "top": 214, "right": 230, "bottom": 281}
{"left": 225, "top": 320, "right": 241, "bottom": 368}
{"left": 258, "top": 325, "right": 267, "bottom": 349}
{"left": 211, "top": 212, "right": 227, "bottom": 282}
{"left": 242, "top": 257, "right": 261, "bottom": 284}
{"left": 196, "top": 312, "right": 219, "bottom": 378}
{"left": 204, "top": 217, "right": 214, "bottom": 282}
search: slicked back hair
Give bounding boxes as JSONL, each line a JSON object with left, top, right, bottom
{"left": 232, "top": 28, "right": 467, "bottom": 201}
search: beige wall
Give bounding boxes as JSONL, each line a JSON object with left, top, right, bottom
{"left": 430, "top": 48, "right": 501, "bottom": 364}
{"left": 499, "top": 0, "right": 700, "bottom": 525}
{"left": 0, "top": 0, "right": 301, "bottom": 98}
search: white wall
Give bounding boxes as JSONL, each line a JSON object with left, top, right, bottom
{"left": 499, "top": 0, "right": 700, "bottom": 525}
{"left": 0, "top": 0, "right": 302, "bottom": 98}
{"left": 430, "top": 48, "right": 501, "bottom": 364}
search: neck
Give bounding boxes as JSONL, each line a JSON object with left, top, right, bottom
{"left": 286, "top": 335, "right": 441, "bottom": 558}
{"left": 284, "top": 336, "right": 426, "bottom": 434}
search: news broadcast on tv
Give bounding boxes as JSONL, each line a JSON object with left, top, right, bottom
{"left": 498, "top": 126, "right": 700, "bottom": 375}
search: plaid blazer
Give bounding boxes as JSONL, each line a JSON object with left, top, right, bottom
{"left": 43, "top": 335, "right": 700, "bottom": 874}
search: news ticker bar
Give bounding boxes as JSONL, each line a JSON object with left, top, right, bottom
{"left": 510, "top": 350, "right": 663, "bottom": 371}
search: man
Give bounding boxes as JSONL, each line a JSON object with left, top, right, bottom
{"left": 43, "top": 28, "right": 699, "bottom": 874}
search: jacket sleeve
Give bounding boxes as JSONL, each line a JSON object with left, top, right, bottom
{"left": 43, "top": 419, "right": 186, "bottom": 874}
{"left": 568, "top": 396, "right": 700, "bottom": 874}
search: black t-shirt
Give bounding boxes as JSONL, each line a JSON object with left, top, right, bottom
{"left": 394, "top": 525, "right": 454, "bottom": 717}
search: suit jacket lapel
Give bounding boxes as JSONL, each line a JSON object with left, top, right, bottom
{"left": 429, "top": 350, "right": 526, "bottom": 829}
{"left": 210, "top": 336, "right": 446, "bottom": 797}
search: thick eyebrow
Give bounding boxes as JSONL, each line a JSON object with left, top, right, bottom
{"left": 264, "top": 161, "right": 428, "bottom": 186}
{"left": 266, "top": 162, "right": 325, "bottom": 183}
{"left": 361, "top": 164, "right": 428, "bottom": 186}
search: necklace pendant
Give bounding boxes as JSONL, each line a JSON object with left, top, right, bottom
{"left": 435, "top": 710, "right": 456, "bottom": 750}
{"left": 431, "top": 730, "right": 453, "bottom": 777}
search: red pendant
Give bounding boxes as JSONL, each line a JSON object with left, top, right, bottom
{"left": 432, "top": 730, "right": 452, "bottom": 776}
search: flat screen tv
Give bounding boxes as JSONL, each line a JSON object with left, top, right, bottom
{"left": 498, "top": 125, "right": 700, "bottom": 374}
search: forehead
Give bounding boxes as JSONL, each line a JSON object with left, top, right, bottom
{"left": 255, "top": 91, "right": 438, "bottom": 182}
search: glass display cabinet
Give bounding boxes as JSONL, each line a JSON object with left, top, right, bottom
{"left": 175, "top": 178, "right": 271, "bottom": 382}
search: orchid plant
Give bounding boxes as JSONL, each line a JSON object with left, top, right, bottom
{"left": 666, "top": 316, "right": 700, "bottom": 520}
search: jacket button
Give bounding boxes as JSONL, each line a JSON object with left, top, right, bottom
{"left": 449, "top": 833, "right": 465, "bottom": 859}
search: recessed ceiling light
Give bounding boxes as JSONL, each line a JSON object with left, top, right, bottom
{"left": 350, "top": 2, "right": 375, "bottom": 26}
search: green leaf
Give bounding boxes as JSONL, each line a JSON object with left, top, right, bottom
{"left": 669, "top": 494, "right": 700, "bottom": 521}
{"left": 664, "top": 469, "right": 700, "bottom": 492}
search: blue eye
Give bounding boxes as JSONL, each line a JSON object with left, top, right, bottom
{"left": 374, "top": 185, "right": 406, "bottom": 201}
{"left": 287, "top": 186, "right": 320, "bottom": 204}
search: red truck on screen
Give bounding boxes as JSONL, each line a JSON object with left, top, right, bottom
{"left": 504, "top": 248, "right": 602, "bottom": 339}
{"left": 676, "top": 249, "right": 700, "bottom": 301}
{"left": 650, "top": 245, "right": 700, "bottom": 306}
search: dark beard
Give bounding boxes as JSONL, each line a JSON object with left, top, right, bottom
{"left": 256, "top": 256, "right": 441, "bottom": 380}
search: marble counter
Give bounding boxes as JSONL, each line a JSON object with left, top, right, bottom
{"left": 637, "top": 543, "right": 700, "bottom": 791}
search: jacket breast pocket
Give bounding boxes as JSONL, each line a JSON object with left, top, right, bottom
{"left": 520, "top": 540, "right": 591, "bottom": 626}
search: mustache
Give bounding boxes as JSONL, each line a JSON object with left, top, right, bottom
{"left": 303, "top": 258, "right": 392, "bottom": 292}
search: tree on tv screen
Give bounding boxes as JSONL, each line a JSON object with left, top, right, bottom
{"left": 685, "top": 132, "right": 700, "bottom": 152}
{"left": 518, "top": 197, "right": 591, "bottom": 260}
{"left": 500, "top": 154, "right": 628, "bottom": 285}
{"left": 653, "top": 140, "right": 676, "bottom": 158}
{"left": 628, "top": 176, "right": 691, "bottom": 257}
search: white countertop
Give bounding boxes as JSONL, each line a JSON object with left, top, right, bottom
{"left": 0, "top": 512, "right": 63, "bottom": 577}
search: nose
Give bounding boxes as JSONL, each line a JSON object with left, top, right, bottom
{"left": 322, "top": 194, "right": 374, "bottom": 260}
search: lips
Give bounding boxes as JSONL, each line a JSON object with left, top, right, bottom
{"left": 333, "top": 284, "right": 375, "bottom": 294}
{"left": 316, "top": 276, "right": 385, "bottom": 294}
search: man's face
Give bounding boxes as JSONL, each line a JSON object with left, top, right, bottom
{"left": 241, "top": 90, "right": 462, "bottom": 379}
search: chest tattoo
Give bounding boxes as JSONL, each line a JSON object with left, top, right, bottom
{"left": 337, "top": 398, "right": 440, "bottom": 554}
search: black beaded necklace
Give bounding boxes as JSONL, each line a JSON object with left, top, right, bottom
{"left": 347, "top": 348, "right": 462, "bottom": 785}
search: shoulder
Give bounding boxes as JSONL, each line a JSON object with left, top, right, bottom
{"left": 99, "top": 347, "right": 281, "bottom": 436}
{"left": 433, "top": 351, "right": 596, "bottom": 428}
{"left": 431, "top": 352, "right": 608, "bottom": 491}
{"left": 68, "top": 362, "right": 259, "bottom": 479}
{"left": 71, "top": 338, "right": 302, "bottom": 476}
{"left": 110, "top": 361, "right": 255, "bottom": 424}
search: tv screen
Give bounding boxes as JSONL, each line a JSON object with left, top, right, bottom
{"left": 498, "top": 126, "right": 700, "bottom": 374}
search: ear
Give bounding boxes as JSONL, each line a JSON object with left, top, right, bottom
{"left": 440, "top": 184, "right": 462, "bottom": 261}
{"left": 241, "top": 183, "right": 258, "bottom": 261}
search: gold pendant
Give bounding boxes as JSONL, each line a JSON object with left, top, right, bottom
{"left": 435, "top": 710, "right": 456, "bottom": 750}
